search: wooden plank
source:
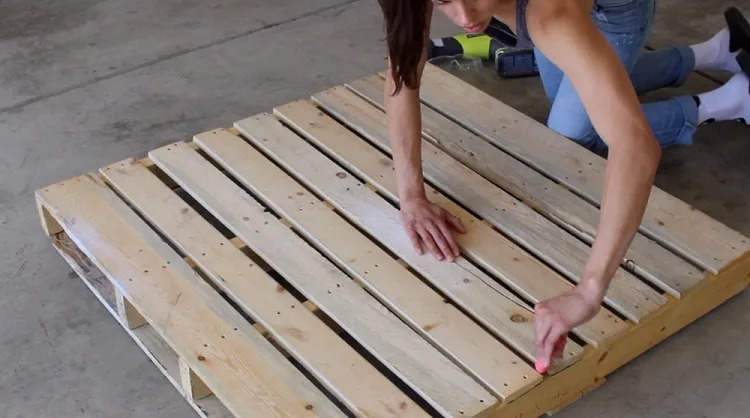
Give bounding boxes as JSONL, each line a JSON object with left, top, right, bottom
{"left": 148, "top": 141, "right": 496, "bottom": 418}
{"left": 35, "top": 175, "right": 344, "bottom": 418}
{"left": 311, "top": 86, "right": 666, "bottom": 324}
{"left": 233, "top": 114, "right": 585, "bottom": 371}
{"left": 101, "top": 159, "right": 425, "bottom": 417}
{"left": 346, "top": 75, "right": 706, "bottom": 298}
{"left": 50, "top": 231, "right": 233, "bottom": 418}
{"left": 274, "top": 99, "right": 628, "bottom": 347}
{"left": 195, "top": 128, "right": 543, "bottom": 401}
{"left": 416, "top": 63, "right": 750, "bottom": 274}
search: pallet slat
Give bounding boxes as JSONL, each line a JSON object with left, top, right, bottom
{"left": 101, "top": 160, "right": 423, "bottom": 417}
{"left": 195, "top": 128, "right": 542, "bottom": 400}
{"left": 311, "top": 86, "right": 666, "bottom": 324}
{"left": 417, "top": 63, "right": 750, "bottom": 274}
{"left": 148, "top": 141, "right": 496, "bottom": 417}
{"left": 274, "top": 100, "right": 628, "bottom": 347}
{"left": 346, "top": 75, "right": 706, "bottom": 298}
{"left": 36, "top": 175, "right": 344, "bottom": 417}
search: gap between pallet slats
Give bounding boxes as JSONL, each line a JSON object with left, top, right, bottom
{"left": 147, "top": 141, "right": 497, "bottom": 418}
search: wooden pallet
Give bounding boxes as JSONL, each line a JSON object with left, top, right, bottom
{"left": 36, "top": 63, "right": 750, "bottom": 418}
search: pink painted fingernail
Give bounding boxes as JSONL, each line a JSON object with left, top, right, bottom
{"left": 535, "top": 357, "right": 548, "bottom": 374}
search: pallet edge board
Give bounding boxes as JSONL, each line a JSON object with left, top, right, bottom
{"left": 414, "top": 63, "right": 750, "bottom": 275}
{"left": 345, "top": 74, "right": 706, "bottom": 298}
{"left": 273, "top": 99, "right": 630, "bottom": 348}
{"left": 147, "top": 140, "right": 498, "bottom": 417}
{"left": 309, "top": 86, "right": 666, "bottom": 324}
{"left": 47, "top": 230, "right": 233, "bottom": 418}
{"left": 100, "top": 158, "right": 427, "bottom": 417}
{"left": 194, "top": 127, "right": 544, "bottom": 400}
{"left": 35, "top": 174, "right": 346, "bottom": 418}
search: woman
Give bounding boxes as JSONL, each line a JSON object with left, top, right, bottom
{"left": 377, "top": 0, "right": 750, "bottom": 372}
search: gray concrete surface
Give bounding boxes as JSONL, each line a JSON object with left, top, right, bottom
{"left": 0, "top": 1, "right": 748, "bottom": 417}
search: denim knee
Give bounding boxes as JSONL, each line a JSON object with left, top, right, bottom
{"left": 546, "top": 110, "right": 598, "bottom": 148}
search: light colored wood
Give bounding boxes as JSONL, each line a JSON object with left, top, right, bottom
{"left": 35, "top": 176, "right": 344, "bottom": 418}
{"left": 196, "top": 128, "right": 542, "bottom": 401}
{"left": 544, "top": 377, "right": 606, "bottom": 416}
{"left": 37, "top": 198, "right": 63, "bottom": 235}
{"left": 274, "top": 99, "right": 628, "bottom": 347}
{"left": 492, "top": 253, "right": 750, "bottom": 418}
{"left": 180, "top": 358, "right": 213, "bottom": 400}
{"left": 346, "top": 75, "right": 706, "bottom": 298}
{"left": 311, "top": 87, "right": 665, "bottom": 324}
{"left": 415, "top": 63, "right": 750, "bottom": 275}
{"left": 234, "top": 114, "right": 585, "bottom": 372}
{"left": 148, "top": 141, "right": 497, "bottom": 418}
{"left": 115, "top": 289, "right": 147, "bottom": 329}
{"left": 101, "top": 159, "right": 424, "bottom": 417}
{"left": 50, "top": 232, "right": 233, "bottom": 418}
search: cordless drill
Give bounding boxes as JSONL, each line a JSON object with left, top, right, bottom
{"left": 427, "top": 18, "right": 538, "bottom": 78}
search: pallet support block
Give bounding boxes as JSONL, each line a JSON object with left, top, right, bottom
{"left": 37, "top": 63, "right": 750, "bottom": 417}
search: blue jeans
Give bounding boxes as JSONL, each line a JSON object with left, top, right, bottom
{"left": 534, "top": 0, "right": 699, "bottom": 155}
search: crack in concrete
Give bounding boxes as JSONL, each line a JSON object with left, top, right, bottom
{"left": 0, "top": 0, "right": 363, "bottom": 115}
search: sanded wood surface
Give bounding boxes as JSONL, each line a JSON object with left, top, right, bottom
{"left": 274, "top": 99, "right": 628, "bottom": 347}
{"left": 148, "top": 141, "right": 496, "bottom": 417}
{"left": 234, "top": 114, "right": 585, "bottom": 371}
{"left": 312, "top": 86, "right": 666, "bottom": 324}
{"left": 195, "top": 128, "right": 542, "bottom": 400}
{"left": 415, "top": 63, "right": 750, "bottom": 274}
{"left": 346, "top": 74, "right": 706, "bottom": 298}
{"left": 101, "top": 160, "right": 424, "bottom": 416}
{"left": 36, "top": 175, "right": 343, "bottom": 417}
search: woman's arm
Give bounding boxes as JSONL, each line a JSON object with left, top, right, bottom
{"left": 384, "top": 3, "right": 465, "bottom": 262}
{"left": 525, "top": 0, "right": 661, "bottom": 370}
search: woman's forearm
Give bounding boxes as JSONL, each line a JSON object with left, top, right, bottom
{"left": 581, "top": 136, "right": 660, "bottom": 298}
{"left": 384, "top": 62, "right": 427, "bottom": 202}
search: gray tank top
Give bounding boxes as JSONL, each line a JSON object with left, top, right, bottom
{"left": 515, "top": 0, "right": 534, "bottom": 48}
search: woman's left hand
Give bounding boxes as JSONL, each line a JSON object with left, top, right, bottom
{"left": 534, "top": 282, "right": 604, "bottom": 372}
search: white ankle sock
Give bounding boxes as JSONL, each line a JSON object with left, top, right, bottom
{"left": 697, "top": 72, "right": 750, "bottom": 124}
{"left": 691, "top": 28, "right": 742, "bottom": 73}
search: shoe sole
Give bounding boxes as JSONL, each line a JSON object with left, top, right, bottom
{"left": 726, "top": 7, "right": 750, "bottom": 53}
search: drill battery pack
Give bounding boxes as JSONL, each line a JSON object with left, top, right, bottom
{"left": 427, "top": 18, "right": 539, "bottom": 78}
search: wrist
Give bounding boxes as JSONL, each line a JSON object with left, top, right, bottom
{"left": 578, "top": 274, "right": 607, "bottom": 303}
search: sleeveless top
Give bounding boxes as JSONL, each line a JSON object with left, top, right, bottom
{"left": 515, "top": 0, "right": 534, "bottom": 48}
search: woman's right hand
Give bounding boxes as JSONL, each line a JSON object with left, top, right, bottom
{"left": 399, "top": 196, "right": 466, "bottom": 262}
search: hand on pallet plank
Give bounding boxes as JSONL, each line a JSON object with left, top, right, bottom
{"left": 273, "top": 99, "right": 629, "bottom": 347}
{"left": 346, "top": 74, "right": 706, "bottom": 299}
{"left": 310, "top": 86, "right": 665, "bottom": 324}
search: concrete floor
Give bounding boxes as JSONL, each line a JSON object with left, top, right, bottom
{"left": 0, "top": 1, "right": 748, "bottom": 417}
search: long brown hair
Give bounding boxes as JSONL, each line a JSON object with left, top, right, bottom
{"left": 377, "top": 0, "right": 430, "bottom": 95}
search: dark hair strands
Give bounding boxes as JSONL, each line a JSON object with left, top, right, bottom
{"left": 377, "top": 0, "right": 429, "bottom": 95}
